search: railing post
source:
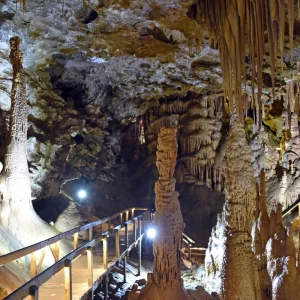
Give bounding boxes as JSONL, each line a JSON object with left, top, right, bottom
{"left": 138, "top": 238, "right": 142, "bottom": 276}
{"left": 147, "top": 210, "right": 151, "bottom": 226}
{"left": 120, "top": 213, "right": 123, "bottom": 224}
{"left": 29, "top": 285, "right": 39, "bottom": 300}
{"left": 123, "top": 256, "right": 127, "bottom": 282}
{"left": 115, "top": 230, "right": 120, "bottom": 258}
{"left": 132, "top": 208, "right": 135, "bottom": 219}
{"left": 126, "top": 211, "right": 129, "bottom": 222}
{"left": 125, "top": 223, "right": 129, "bottom": 257}
{"left": 49, "top": 241, "right": 60, "bottom": 262}
{"left": 74, "top": 232, "right": 79, "bottom": 250}
{"left": 105, "top": 274, "right": 109, "bottom": 300}
{"left": 64, "top": 259, "right": 72, "bottom": 300}
{"left": 36, "top": 248, "right": 46, "bottom": 274}
{"left": 56, "top": 241, "right": 60, "bottom": 261}
{"left": 87, "top": 247, "right": 93, "bottom": 288}
{"left": 188, "top": 245, "right": 191, "bottom": 261}
{"left": 133, "top": 219, "right": 136, "bottom": 241}
{"left": 30, "top": 252, "right": 37, "bottom": 279}
{"left": 138, "top": 217, "right": 142, "bottom": 236}
{"left": 89, "top": 227, "right": 93, "bottom": 240}
{"left": 103, "top": 236, "right": 108, "bottom": 269}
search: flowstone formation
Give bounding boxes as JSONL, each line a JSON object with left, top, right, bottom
{"left": 205, "top": 116, "right": 260, "bottom": 300}
{"left": 252, "top": 170, "right": 300, "bottom": 300}
{"left": 137, "top": 127, "right": 190, "bottom": 300}
{"left": 205, "top": 123, "right": 300, "bottom": 299}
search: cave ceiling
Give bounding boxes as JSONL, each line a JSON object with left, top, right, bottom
{"left": 0, "top": 0, "right": 300, "bottom": 211}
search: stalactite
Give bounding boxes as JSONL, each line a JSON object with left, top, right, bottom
{"left": 196, "top": 0, "right": 296, "bottom": 125}
{"left": 147, "top": 95, "right": 224, "bottom": 190}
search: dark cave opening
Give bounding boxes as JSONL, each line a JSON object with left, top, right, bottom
{"left": 82, "top": 9, "right": 98, "bottom": 24}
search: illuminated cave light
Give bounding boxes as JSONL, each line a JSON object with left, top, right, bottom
{"left": 147, "top": 228, "right": 156, "bottom": 239}
{"left": 78, "top": 189, "right": 87, "bottom": 199}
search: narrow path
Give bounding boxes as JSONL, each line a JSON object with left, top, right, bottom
{"left": 39, "top": 225, "right": 137, "bottom": 299}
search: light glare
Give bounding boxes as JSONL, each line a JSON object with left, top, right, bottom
{"left": 147, "top": 228, "right": 156, "bottom": 239}
{"left": 78, "top": 190, "right": 87, "bottom": 199}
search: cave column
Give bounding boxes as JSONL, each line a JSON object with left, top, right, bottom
{"left": 138, "top": 127, "right": 190, "bottom": 299}
{"left": 153, "top": 127, "right": 183, "bottom": 288}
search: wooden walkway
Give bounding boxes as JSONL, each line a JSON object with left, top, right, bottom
{"left": 2, "top": 208, "right": 149, "bottom": 300}
{"left": 38, "top": 226, "right": 134, "bottom": 300}
{"left": 2, "top": 208, "right": 200, "bottom": 300}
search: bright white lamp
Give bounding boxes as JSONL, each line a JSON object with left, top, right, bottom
{"left": 147, "top": 227, "right": 156, "bottom": 239}
{"left": 78, "top": 190, "right": 87, "bottom": 199}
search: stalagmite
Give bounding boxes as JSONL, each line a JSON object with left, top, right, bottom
{"left": 0, "top": 37, "right": 59, "bottom": 246}
{"left": 137, "top": 127, "right": 190, "bottom": 300}
{"left": 205, "top": 115, "right": 260, "bottom": 300}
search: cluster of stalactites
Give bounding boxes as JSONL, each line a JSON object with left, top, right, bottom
{"left": 195, "top": 0, "right": 296, "bottom": 127}
{"left": 285, "top": 79, "right": 300, "bottom": 115}
{"left": 181, "top": 159, "right": 224, "bottom": 192}
{"left": 145, "top": 96, "right": 224, "bottom": 191}
{"left": 283, "top": 78, "right": 300, "bottom": 138}
{"left": 147, "top": 96, "right": 223, "bottom": 140}
{"left": 15, "top": 0, "right": 26, "bottom": 13}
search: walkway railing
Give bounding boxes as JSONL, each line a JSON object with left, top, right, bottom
{"left": 1, "top": 207, "right": 150, "bottom": 300}
{"left": 282, "top": 199, "right": 300, "bottom": 222}
{"left": 182, "top": 232, "right": 206, "bottom": 261}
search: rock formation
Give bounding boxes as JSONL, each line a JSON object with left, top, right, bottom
{"left": 146, "top": 95, "right": 224, "bottom": 191}
{"left": 0, "top": 37, "right": 57, "bottom": 246}
{"left": 205, "top": 115, "right": 260, "bottom": 299}
{"left": 1, "top": 0, "right": 300, "bottom": 299}
{"left": 195, "top": 0, "right": 296, "bottom": 125}
{"left": 206, "top": 149, "right": 300, "bottom": 300}
{"left": 252, "top": 170, "right": 300, "bottom": 300}
{"left": 137, "top": 127, "right": 190, "bottom": 300}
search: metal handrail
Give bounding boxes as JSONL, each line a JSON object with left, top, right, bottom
{"left": 4, "top": 208, "right": 150, "bottom": 300}
{"left": 282, "top": 199, "right": 300, "bottom": 218}
{"left": 0, "top": 207, "right": 147, "bottom": 266}
{"left": 182, "top": 232, "right": 207, "bottom": 261}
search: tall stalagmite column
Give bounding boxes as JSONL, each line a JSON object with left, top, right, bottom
{"left": 220, "top": 116, "right": 260, "bottom": 300}
{"left": 0, "top": 37, "right": 32, "bottom": 229}
{"left": 139, "top": 127, "right": 190, "bottom": 300}
{"left": 205, "top": 116, "right": 260, "bottom": 300}
{"left": 153, "top": 127, "right": 183, "bottom": 287}
{"left": 0, "top": 37, "right": 58, "bottom": 246}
